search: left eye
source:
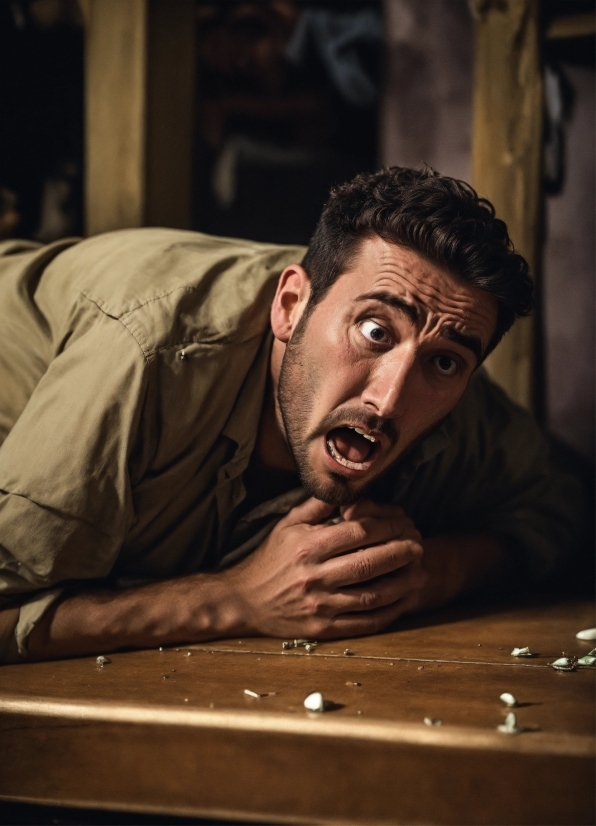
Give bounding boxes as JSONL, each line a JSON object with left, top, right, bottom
{"left": 433, "top": 355, "right": 459, "bottom": 376}
{"left": 359, "top": 320, "right": 390, "bottom": 344}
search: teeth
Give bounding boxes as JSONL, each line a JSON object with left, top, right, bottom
{"left": 352, "top": 427, "right": 376, "bottom": 442}
{"left": 327, "top": 439, "right": 368, "bottom": 470}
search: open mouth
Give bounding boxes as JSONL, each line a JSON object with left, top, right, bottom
{"left": 325, "top": 426, "right": 379, "bottom": 471}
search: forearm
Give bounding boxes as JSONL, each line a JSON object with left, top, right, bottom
{"left": 413, "top": 534, "right": 509, "bottom": 613}
{"left": 26, "top": 571, "right": 246, "bottom": 661}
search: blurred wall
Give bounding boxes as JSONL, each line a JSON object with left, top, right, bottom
{"left": 543, "top": 64, "right": 595, "bottom": 461}
{"left": 381, "top": 0, "right": 472, "bottom": 182}
{"left": 381, "top": 0, "right": 594, "bottom": 462}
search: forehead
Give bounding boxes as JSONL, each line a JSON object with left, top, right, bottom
{"left": 331, "top": 235, "right": 498, "bottom": 342}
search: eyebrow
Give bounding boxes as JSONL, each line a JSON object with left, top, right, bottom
{"left": 355, "top": 290, "right": 483, "bottom": 363}
{"left": 440, "top": 326, "right": 483, "bottom": 364}
{"left": 355, "top": 290, "right": 419, "bottom": 323}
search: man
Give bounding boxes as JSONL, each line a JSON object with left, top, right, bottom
{"left": 0, "top": 167, "right": 580, "bottom": 662}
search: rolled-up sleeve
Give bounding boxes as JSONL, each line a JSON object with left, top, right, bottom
{"left": 0, "top": 307, "right": 149, "bottom": 660}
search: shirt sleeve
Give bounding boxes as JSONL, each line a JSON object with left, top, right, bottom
{"left": 0, "top": 305, "right": 149, "bottom": 660}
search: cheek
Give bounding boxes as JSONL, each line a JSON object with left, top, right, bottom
{"left": 310, "top": 317, "right": 364, "bottom": 375}
{"left": 311, "top": 353, "right": 369, "bottom": 416}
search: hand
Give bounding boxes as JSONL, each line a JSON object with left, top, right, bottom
{"left": 223, "top": 497, "right": 427, "bottom": 640}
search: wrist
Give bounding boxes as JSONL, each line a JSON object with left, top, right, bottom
{"left": 184, "top": 569, "right": 254, "bottom": 640}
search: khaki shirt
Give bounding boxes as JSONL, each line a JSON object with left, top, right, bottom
{"left": 0, "top": 229, "right": 582, "bottom": 660}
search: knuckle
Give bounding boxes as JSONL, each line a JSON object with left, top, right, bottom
{"left": 309, "top": 596, "right": 331, "bottom": 617}
{"left": 386, "top": 543, "right": 404, "bottom": 565}
{"left": 385, "top": 539, "right": 418, "bottom": 565}
{"left": 346, "top": 521, "right": 368, "bottom": 546}
{"left": 351, "top": 555, "right": 374, "bottom": 582}
{"left": 294, "top": 543, "right": 314, "bottom": 565}
{"left": 358, "top": 590, "right": 379, "bottom": 610}
{"left": 295, "top": 573, "right": 316, "bottom": 595}
{"left": 408, "top": 540, "right": 424, "bottom": 558}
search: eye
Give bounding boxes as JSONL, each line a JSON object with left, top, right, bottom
{"left": 359, "top": 319, "right": 390, "bottom": 345}
{"left": 432, "top": 354, "right": 459, "bottom": 377}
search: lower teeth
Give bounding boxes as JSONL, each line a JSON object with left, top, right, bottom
{"left": 327, "top": 439, "right": 368, "bottom": 470}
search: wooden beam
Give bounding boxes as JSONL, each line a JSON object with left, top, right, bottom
{"left": 547, "top": 13, "right": 595, "bottom": 40}
{"left": 470, "top": 0, "right": 543, "bottom": 410}
{"left": 84, "top": 0, "right": 195, "bottom": 236}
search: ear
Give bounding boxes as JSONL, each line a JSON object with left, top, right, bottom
{"left": 270, "top": 264, "right": 311, "bottom": 343}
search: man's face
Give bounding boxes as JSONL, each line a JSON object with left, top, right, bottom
{"left": 275, "top": 236, "right": 498, "bottom": 505}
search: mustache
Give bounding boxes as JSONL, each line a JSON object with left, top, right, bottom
{"left": 311, "top": 406, "right": 399, "bottom": 446}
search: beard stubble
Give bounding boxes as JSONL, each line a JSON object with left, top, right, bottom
{"left": 277, "top": 315, "right": 372, "bottom": 507}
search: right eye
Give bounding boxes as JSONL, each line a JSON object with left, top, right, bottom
{"left": 359, "top": 320, "right": 391, "bottom": 345}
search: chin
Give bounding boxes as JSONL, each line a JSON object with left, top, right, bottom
{"left": 299, "top": 469, "right": 367, "bottom": 507}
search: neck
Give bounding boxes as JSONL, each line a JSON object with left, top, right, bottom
{"left": 255, "top": 339, "right": 297, "bottom": 473}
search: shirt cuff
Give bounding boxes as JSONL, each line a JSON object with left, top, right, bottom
{"left": 0, "top": 588, "right": 64, "bottom": 663}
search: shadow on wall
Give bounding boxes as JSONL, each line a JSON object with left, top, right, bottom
{"left": 192, "top": 0, "right": 382, "bottom": 246}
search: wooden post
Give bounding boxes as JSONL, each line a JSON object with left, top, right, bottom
{"left": 470, "top": 0, "right": 543, "bottom": 410}
{"left": 84, "top": 0, "right": 195, "bottom": 236}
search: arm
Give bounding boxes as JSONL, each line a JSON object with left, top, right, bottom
{"left": 25, "top": 498, "right": 427, "bottom": 661}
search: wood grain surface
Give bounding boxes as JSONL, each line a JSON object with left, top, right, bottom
{"left": 189, "top": 597, "right": 596, "bottom": 664}
{"left": 0, "top": 598, "right": 594, "bottom": 825}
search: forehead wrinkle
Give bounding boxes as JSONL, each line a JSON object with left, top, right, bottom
{"left": 373, "top": 243, "right": 474, "bottom": 304}
{"left": 372, "top": 264, "right": 493, "bottom": 338}
{"left": 370, "top": 270, "right": 490, "bottom": 341}
{"left": 348, "top": 236, "right": 497, "bottom": 342}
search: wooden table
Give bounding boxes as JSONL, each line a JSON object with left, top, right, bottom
{"left": 0, "top": 597, "right": 594, "bottom": 825}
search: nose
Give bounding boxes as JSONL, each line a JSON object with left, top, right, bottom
{"left": 360, "top": 344, "right": 418, "bottom": 419}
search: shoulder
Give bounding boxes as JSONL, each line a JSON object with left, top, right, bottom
{"left": 445, "top": 368, "right": 548, "bottom": 475}
{"left": 454, "top": 368, "right": 539, "bottom": 434}
{"left": 43, "top": 229, "right": 307, "bottom": 357}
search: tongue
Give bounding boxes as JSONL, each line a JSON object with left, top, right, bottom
{"left": 328, "top": 427, "right": 373, "bottom": 464}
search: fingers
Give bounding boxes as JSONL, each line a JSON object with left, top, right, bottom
{"left": 328, "top": 563, "right": 428, "bottom": 614}
{"left": 322, "top": 594, "right": 418, "bottom": 638}
{"left": 314, "top": 514, "right": 421, "bottom": 563}
{"left": 280, "top": 497, "right": 335, "bottom": 528}
{"left": 320, "top": 537, "right": 423, "bottom": 587}
{"left": 341, "top": 500, "right": 421, "bottom": 543}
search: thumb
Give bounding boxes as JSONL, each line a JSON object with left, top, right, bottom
{"left": 281, "top": 497, "right": 335, "bottom": 528}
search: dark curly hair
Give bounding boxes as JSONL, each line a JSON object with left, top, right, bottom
{"left": 302, "top": 166, "right": 534, "bottom": 357}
